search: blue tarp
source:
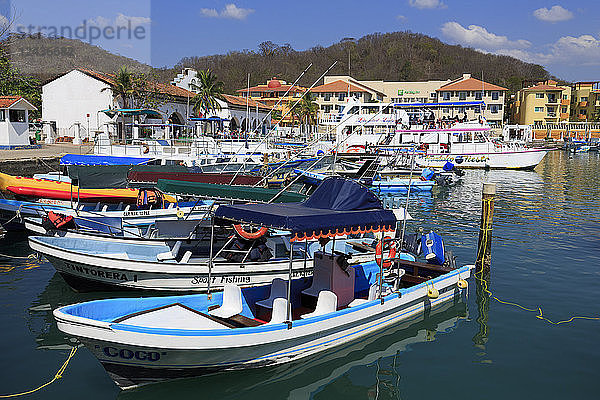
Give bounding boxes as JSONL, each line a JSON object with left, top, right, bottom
{"left": 60, "top": 154, "right": 153, "bottom": 166}
{"left": 215, "top": 177, "right": 396, "bottom": 241}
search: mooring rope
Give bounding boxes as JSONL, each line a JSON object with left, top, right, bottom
{"left": 0, "top": 347, "right": 78, "bottom": 398}
{"left": 474, "top": 197, "right": 600, "bottom": 325}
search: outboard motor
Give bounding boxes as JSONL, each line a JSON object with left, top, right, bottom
{"left": 421, "top": 231, "right": 445, "bottom": 266}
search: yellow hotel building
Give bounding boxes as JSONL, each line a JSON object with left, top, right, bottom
{"left": 513, "top": 80, "right": 571, "bottom": 125}
{"left": 570, "top": 81, "right": 600, "bottom": 122}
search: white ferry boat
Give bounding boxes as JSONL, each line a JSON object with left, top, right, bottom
{"left": 320, "top": 98, "right": 549, "bottom": 169}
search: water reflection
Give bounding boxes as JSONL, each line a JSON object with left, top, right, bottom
{"left": 116, "top": 303, "right": 468, "bottom": 400}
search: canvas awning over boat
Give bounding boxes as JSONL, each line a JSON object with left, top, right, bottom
{"left": 214, "top": 177, "right": 396, "bottom": 241}
{"left": 100, "top": 108, "right": 163, "bottom": 118}
{"left": 60, "top": 154, "right": 154, "bottom": 166}
{"left": 128, "top": 171, "right": 263, "bottom": 186}
{"left": 66, "top": 164, "right": 188, "bottom": 189}
{"left": 156, "top": 179, "right": 307, "bottom": 203}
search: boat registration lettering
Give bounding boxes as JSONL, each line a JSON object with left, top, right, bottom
{"left": 191, "top": 275, "right": 251, "bottom": 285}
{"left": 103, "top": 347, "right": 161, "bottom": 362}
{"left": 123, "top": 210, "right": 151, "bottom": 216}
{"left": 63, "top": 262, "right": 128, "bottom": 281}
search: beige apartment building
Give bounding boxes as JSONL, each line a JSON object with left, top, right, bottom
{"left": 570, "top": 82, "right": 600, "bottom": 122}
{"left": 513, "top": 80, "right": 571, "bottom": 125}
{"left": 318, "top": 74, "right": 507, "bottom": 125}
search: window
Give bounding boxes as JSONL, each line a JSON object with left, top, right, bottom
{"left": 442, "top": 92, "right": 450, "bottom": 101}
{"left": 475, "top": 92, "right": 482, "bottom": 100}
{"left": 561, "top": 107, "right": 567, "bottom": 113}
{"left": 9, "top": 109, "right": 25, "bottom": 123}
{"left": 338, "top": 93, "right": 346, "bottom": 101}
{"left": 534, "top": 107, "right": 544, "bottom": 112}
{"left": 491, "top": 91, "right": 499, "bottom": 101}
{"left": 0, "top": 110, "right": 4, "bottom": 121}
{"left": 459, "top": 91, "right": 467, "bottom": 100}
{"left": 536, "top": 93, "right": 544, "bottom": 99}
{"left": 323, "top": 93, "right": 331, "bottom": 101}
{"left": 562, "top": 94, "right": 568, "bottom": 100}
{"left": 488, "top": 105, "right": 499, "bottom": 114}
{"left": 581, "top": 97, "right": 588, "bottom": 102}
{"left": 430, "top": 92, "right": 437, "bottom": 99}
{"left": 355, "top": 93, "right": 362, "bottom": 98}
{"left": 474, "top": 106, "right": 481, "bottom": 114}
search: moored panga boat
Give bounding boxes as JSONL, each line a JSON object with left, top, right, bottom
{"left": 52, "top": 177, "right": 473, "bottom": 389}
{"left": 30, "top": 178, "right": 408, "bottom": 292}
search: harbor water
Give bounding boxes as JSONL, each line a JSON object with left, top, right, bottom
{"left": 0, "top": 150, "right": 598, "bottom": 399}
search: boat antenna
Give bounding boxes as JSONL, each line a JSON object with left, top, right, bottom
{"left": 228, "top": 61, "right": 337, "bottom": 184}
{"left": 398, "top": 144, "right": 415, "bottom": 279}
{"left": 220, "top": 63, "right": 313, "bottom": 175}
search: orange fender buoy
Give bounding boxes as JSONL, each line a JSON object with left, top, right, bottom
{"left": 233, "top": 224, "right": 268, "bottom": 240}
{"left": 375, "top": 236, "right": 397, "bottom": 269}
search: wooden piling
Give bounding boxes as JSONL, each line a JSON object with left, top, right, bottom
{"left": 475, "top": 183, "right": 496, "bottom": 273}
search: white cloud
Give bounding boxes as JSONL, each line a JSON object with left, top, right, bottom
{"left": 441, "top": 22, "right": 531, "bottom": 49}
{"left": 200, "top": 3, "right": 254, "bottom": 20}
{"left": 89, "top": 14, "right": 151, "bottom": 29}
{"left": 408, "top": 0, "right": 446, "bottom": 9}
{"left": 533, "top": 5, "right": 573, "bottom": 22}
{"left": 0, "top": 14, "right": 9, "bottom": 27}
{"left": 480, "top": 34, "right": 600, "bottom": 67}
{"left": 397, "top": 15, "right": 407, "bottom": 21}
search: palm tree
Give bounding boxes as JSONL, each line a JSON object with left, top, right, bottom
{"left": 191, "top": 69, "right": 225, "bottom": 117}
{"left": 101, "top": 67, "right": 138, "bottom": 109}
{"left": 293, "top": 93, "right": 319, "bottom": 130}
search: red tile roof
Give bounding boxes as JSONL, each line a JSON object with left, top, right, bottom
{"left": 437, "top": 77, "right": 507, "bottom": 92}
{"left": 222, "top": 94, "right": 271, "bottom": 111}
{"left": 524, "top": 84, "right": 564, "bottom": 91}
{"left": 236, "top": 84, "right": 306, "bottom": 93}
{"left": 0, "top": 96, "right": 23, "bottom": 108}
{"left": 310, "top": 80, "right": 376, "bottom": 93}
{"left": 76, "top": 68, "right": 196, "bottom": 98}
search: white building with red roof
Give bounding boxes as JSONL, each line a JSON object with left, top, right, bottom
{"left": 42, "top": 68, "right": 197, "bottom": 144}
{"left": 436, "top": 74, "right": 508, "bottom": 124}
{"left": 0, "top": 96, "right": 37, "bottom": 148}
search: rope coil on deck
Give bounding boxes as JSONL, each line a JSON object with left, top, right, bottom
{"left": 0, "top": 346, "right": 78, "bottom": 398}
{"left": 475, "top": 197, "right": 600, "bottom": 325}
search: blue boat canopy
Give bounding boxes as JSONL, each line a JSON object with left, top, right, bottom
{"left": 214, "top": 177, "right": 396, "bottom": 241}
{"left": 60, "top": 154, "right": 153, "bottom": 166}
{"left": 393, "top": 101, "right": 485, "bottom": 108}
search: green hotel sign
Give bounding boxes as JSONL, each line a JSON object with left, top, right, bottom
{"left": 398, "top": 89, "right": 421, "bottom": 95}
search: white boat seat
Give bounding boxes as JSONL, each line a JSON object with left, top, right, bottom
{"left": 168, "top": 203, "right": 174, "bottom": 209}
{"left": 348, "top": 283, "right": 380, "bottom": 307}
{"left": 300, "top": 262, "right": 330, "bottom": 299}
{"left": 157, "top": 241, "right": 182, "bottom": 261}
{"left": 267, "top": 298, "right": 288, "bottom": 325}
{"left": 123, "top": 205, "right": 130, "bottom": 212}
{"left": 179, "top": 250, "right": 193, "bottom": 264}
{"left": 101, "top": 205, "right": 108, "bottom": 212}
{"left": 301, "top": 291, "right": 337, "bottom": 319}
{"left": 256, "top": 278, "right": 288, "bottom": 309}
{"left": 209, "top": 284, "right": 243, "bottom": 319}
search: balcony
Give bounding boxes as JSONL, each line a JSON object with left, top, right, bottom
{"left": 578, "top": 115, "right": 587, "bottom": 121}
{"left": 579, "top": 101, "right": 588, "bottom": 107}
{"left": 560, "top": 113, "right": 569, "bottom": 120}
{"left": 561, "top": 99, "right": 569, "bottom": 105}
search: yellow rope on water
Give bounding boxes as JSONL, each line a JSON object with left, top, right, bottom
{"left": 0, "top": 347, "right": 78, "bottom": 398}
{"left": 474, "top": 198, "right": 600, "bottom": 326}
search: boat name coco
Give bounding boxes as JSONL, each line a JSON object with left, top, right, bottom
{"left": 102, "top": 347, "right": 163, "bottom": 362}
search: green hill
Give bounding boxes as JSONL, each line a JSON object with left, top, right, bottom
{"left": 172, "top": 31, "right": 551, "bottom": 93}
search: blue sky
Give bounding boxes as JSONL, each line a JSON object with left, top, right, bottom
{"left": 3, "top": 1, "right": 600, "bottom": 81}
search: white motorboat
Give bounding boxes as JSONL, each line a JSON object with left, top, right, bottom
{"left": 52, "top": 179, "right": 472, "bottom": 389}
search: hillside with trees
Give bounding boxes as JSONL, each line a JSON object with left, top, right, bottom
{"left": 170, "top": 32, "right": 551, "bottom": 94}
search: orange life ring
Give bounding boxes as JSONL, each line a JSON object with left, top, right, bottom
{"left": 233, "top": 224, "right": 268, "bottom": 240}
{"left": 143, "top": 145, "right": 149, "bottom": 154}
{"left": 375, "top": 236, "right": 397, "bottom": 269}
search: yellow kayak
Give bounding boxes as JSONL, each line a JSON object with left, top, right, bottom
{"left": 0, "top": 173, "right": 175, "bottom": 203}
